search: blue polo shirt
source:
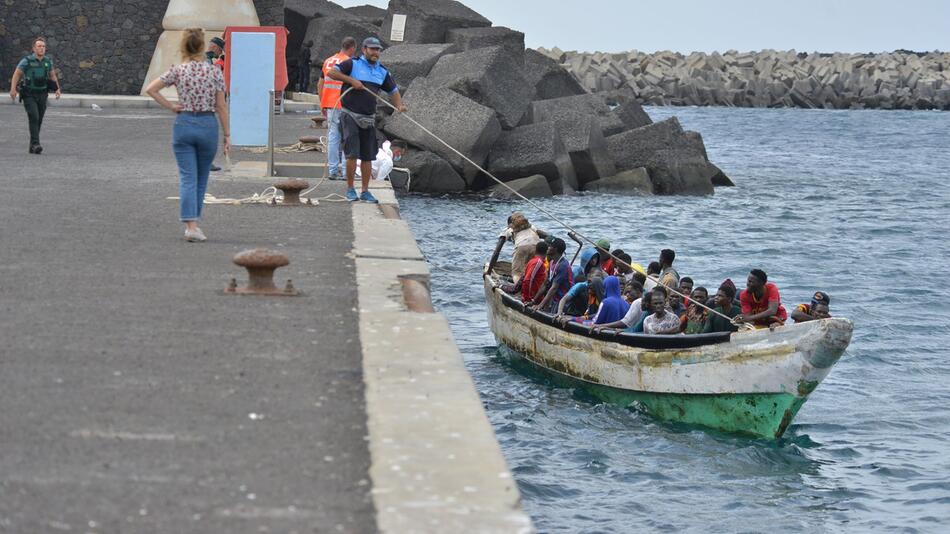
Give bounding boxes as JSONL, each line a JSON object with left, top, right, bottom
{"left": 334, "top": 56, "right": 397, "bottom": 115}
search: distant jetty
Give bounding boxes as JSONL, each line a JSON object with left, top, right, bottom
{"left": 539, "top": 48, "right": 950, "bottom": 111}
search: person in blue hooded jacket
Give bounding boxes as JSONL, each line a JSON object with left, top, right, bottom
{"left": 592, "top": 276, "right": 630, "bottom": 325}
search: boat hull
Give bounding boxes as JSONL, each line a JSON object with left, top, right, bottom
{"left": 485, "top": 273, "right": 852, "bottom": 438}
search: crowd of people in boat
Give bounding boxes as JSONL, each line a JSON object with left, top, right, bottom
{"left": 498, "top": 213, "right": 832, "bottom": 335}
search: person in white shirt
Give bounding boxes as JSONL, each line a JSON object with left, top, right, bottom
{"left": 355, "top": 139, "right": 407, "bottom": 181}
{"left": 643, "top": 286, "right": 683, "bottom": 335}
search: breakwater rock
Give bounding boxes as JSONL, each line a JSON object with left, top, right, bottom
{"left": 313, "top": 0, "right": 729, "bottom": 196}
{"left": 539, "top": 48, "right": 950, "bottom": 111}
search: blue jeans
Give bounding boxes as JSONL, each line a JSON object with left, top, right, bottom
{"left": 172, "top": 113, "right": 218, "bottom": 222}
{"left": 325, "top": 107, "right": 344, "bottom": 176}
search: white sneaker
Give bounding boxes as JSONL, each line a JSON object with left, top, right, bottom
{"left": 184, "top": 228, "right": 207, "bottom": 242}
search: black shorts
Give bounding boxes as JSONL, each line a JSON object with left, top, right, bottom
{"left": 341, "top": 113, "right": 377, "bottom": 161}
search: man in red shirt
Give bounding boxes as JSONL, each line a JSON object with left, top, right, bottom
{"left": 520, "top": 241, "right": 549, "bottom": 303}
{"left": 736, "top": 268, "right": 787, "bottom": 328}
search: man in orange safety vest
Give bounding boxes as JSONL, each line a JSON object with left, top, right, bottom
{"left": 318, "top": 36, "right": 357, "bottom": 179}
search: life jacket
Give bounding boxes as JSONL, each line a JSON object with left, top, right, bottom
{"left": 22, "top": 55, "right": 52, "bottom": 93}
{"left": 320, "top": 52, "right": 349, "bottom": 109}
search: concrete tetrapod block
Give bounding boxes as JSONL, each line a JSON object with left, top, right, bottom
{"left": 426, "top": 46, "right": 535, "bottom": 129}
{"left": 486, "top": 121, "right": 578, "bottom": 194}
{"left": 525, "top": 92, "right": 626, "bottom": 136}
{"left": 380, "top": 0, "right": 491, "bottom": 44}
{"left": 606, "top": 117, "right": 718, "bottom": 195}
{"left": 380, "top": 43, "right": 458, "bottom": 90}
{"left": 445, "top": 26, "right": 525, "bottom": 59}
{"left": 383, "top": 78, "right": 501, "bottom": 185}
{"left": 523, "top": 98, "right": 616, "bottom": 185}
{"left": 284, "top": 0, "right": 352, "bottom": 57}
{"left": 583, "top": 168, "right": 654, "bottom": 195}
{"left": 393, "top": 150, "right": 468, "bottom": 193}
{"left": 523, "top": 49, "right": 588, "bottom": 100}
{"left": 487, "top": 174, "right": 554, "bottom": 200}
{"left": 305, "top": 16, "right": 387, "bottom": 67}
{"left": 345, "top": 4, "right": 388, "bottom": 25}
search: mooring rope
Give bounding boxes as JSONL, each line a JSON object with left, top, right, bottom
{"left": 368, "top": 90, "right": 749, "bottom": 328}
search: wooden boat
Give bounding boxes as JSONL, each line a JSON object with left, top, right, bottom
{"left": 483, "top": 258, "right": 853, "bottom": 439}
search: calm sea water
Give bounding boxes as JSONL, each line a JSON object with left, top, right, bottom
{"left": 399, "top": 106, "right": 950, "bottom": 533}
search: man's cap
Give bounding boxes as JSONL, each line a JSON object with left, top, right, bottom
{"left": 595, "top": 238, "right": 611, "bottom": 250}
{"left": 362, "top": 37, "right": 383, "bottom": 49}
{"left": 811, "top": 291, "right": 830, "bottom": 306}
{"left": 210, "top": 37, "right": 225, "bottom": 48}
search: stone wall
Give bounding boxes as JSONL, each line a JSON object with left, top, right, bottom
{"left": 1, "top": 1, "right": 285, "bottom": 95}
{"left": 540, "top": 47, "right": 950, "bottom": 111}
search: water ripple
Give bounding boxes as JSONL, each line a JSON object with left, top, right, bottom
{"left": 401, "top": 106, "right": 950, "bottom": 532}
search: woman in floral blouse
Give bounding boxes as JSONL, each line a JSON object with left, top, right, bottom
{"left": 146, "top": 28, "right": 230, "bottom": 242}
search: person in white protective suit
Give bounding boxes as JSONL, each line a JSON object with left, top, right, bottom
{"left": 356, "top": 139, "right": 407, "bottom": 181}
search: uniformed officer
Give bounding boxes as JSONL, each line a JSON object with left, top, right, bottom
{"left": 9, "top": 37, "right": 62, "bottom": 154}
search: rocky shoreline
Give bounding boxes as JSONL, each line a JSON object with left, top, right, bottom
{"left": 539, "top": 48, "right": 950, "bottom": 111}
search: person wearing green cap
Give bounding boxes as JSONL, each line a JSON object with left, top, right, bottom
{"left": 595, "top": 239, "right": 615, "bottom": 274}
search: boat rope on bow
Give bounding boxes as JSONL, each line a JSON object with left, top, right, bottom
{"left": 368, "top": 89, "right": 751, "bottom": 329}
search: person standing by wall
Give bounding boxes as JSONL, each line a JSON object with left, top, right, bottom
{"left": 318, "top": 37, "right": 357, "bottom": 180}
{"left": 145, "top": 28, "right": 230, "bottom": 243}
{"left": 328, "top": 36, "right": 407, "bottom": 203}
{"left": 9, "top": 37, "right": 61, "bottom": 154}
{"left": 297, "top": 40, "right": 313, "bottom": 93}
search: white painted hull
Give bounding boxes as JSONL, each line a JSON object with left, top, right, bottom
{"left": 484, "top": 273, "right": 852, "bottom": 403}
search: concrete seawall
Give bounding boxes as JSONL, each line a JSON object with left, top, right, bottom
{"left": 0, "top": 103, "right": 532, "bottom": 533}
{"left": 540, "top": 47, "right": 950, "bottom": 110}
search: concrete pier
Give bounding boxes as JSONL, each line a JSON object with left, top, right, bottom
{"left": 0, "top": 103, "right": 531, "bottom": 532}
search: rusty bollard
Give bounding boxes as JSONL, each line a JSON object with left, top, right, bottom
{"left": 225, "top": 248, "right": 299, "bottom": 296}
{"left": 274, "top": 179, "right": 309, "bottom": 206}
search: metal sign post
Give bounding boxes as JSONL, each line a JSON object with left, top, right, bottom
{"left": 267, "top": 90, "right": 275, "bottom": 177}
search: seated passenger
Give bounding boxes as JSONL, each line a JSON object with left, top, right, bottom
{"left": 643, "top": 286, "right": 683, "bottom": 335}
{"left": 519, "top": 241, "right": 549, "bottom": 303}
{"left": 667, "top": 291, "right": 687, "bottom": 318}
{"left": 530, "top": 237, "right": 572, "bottom": 314}
{"left": 592, "top": 287, "right": 649, "bottom": 333}
{"left": 702, "top": 282, "right": 742, "bottom": 333}
{"left": 595, "top": 239, "right": 614, "bottom": 275}
{"left": 623, "top": 281, "right": 644, "bottom": 304}
{"left": 736, "top": 269, "right": 787, "bottom": 328}
{"left": 679, "top": 277, "right": 694, "bottom": 307}
{"left": 681, "top": 286, "right": 709, "bottom": 334}
{"left": 613, "top": 251, "right": 635, "bottom": 285}
{"left": 501, "top": 241, "right": 548, "bottom": 298}
{"left": 558, "top": 276, "right": 605, "bottom": 321}
{"left": 657, "top": 249, "right": 680, "bottom": 289}
{"left": 581, "top": 248, "right": 606, "bottom": 282}
{"left": 791, "top": 291, "right": 832, "bottom": 323}
{"left": 643, "top": 261, "right": 661, "bottom": 292}
{"left": 627, "top": 289, "right": 655, "bottom": 333}
{"left": 592, "top": 276, "right": 630, "bottom": 325}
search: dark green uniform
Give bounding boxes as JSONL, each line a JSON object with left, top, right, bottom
{"left": 17, "top": 53, "right": 53, "bottom": 149}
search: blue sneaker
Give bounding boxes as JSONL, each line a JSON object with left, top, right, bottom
{"left": 346, "top": 187, "right": 359, "bottom": 202}
{"left": 359, "top": 190, "right": 379, "bottom": 203}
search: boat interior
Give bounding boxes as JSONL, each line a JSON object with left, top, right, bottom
{"left": 488, "top": 261, "right": 733, "bottom": 350}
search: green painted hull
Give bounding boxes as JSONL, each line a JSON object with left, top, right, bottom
{"left": 500, "top": 345, "right": 808, "bottom": 439}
